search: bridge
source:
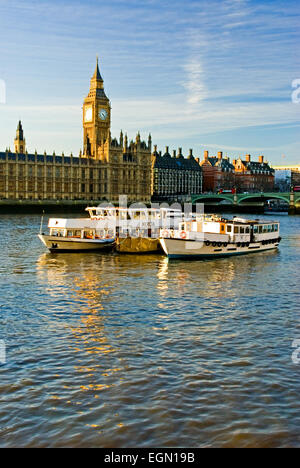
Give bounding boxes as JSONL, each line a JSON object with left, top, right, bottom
{"left": 191, "top": 192, "right": 300, "bottom": 212}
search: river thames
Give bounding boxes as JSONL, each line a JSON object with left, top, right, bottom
{"left": 0, "top": 212, "right": 300, "bottom": 448}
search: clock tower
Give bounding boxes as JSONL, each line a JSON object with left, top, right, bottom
{"left": 83, "top": 57, "right": 111, "bottom": 159}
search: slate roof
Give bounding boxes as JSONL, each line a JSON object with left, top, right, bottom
{"left": 0, "top": 151, "right": 92, "bottom": 165}
{"left": 206, "top": 157, "right": 234, "bottom": 171}
{"left": 92, "top": 58, "right": 103, "bottom": 82}
{"left": 153, "top": 152, "right": 202, "bottom": 171}
{"left": 241, "top": 160, "right": 274, "bottom": 174}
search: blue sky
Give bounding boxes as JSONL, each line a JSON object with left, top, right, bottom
{"left": 0, "top": 0, "right": 299, "bottom": 164}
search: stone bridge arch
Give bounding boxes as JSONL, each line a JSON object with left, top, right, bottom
{"left": 238, "top": 193, "right": 291, "bottom": 204}
{"left": 192, "top": 194, "right": 234, "bottom": 204}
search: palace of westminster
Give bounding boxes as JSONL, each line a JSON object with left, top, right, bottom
{"left": 1, "top": 60, "right": 275, "bottom": 203}
{"left": 0, "top": 60, "right": 203, "bottom": 204}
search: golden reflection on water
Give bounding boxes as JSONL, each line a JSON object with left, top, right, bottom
{"left": 36, "top": 252, "right": 173, "bottom": 425}
{"left": 36, "top": 253, "right": 121, "bottom": 406}
{"left": 35, "top": 249, "right": 282, "bottom": 436}
{"left": 157, "top": 257, "right": 169, "bottom": 296}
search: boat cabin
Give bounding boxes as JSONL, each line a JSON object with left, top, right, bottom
{"left": 166, "top": 215, "right": 280, "bottom": 245}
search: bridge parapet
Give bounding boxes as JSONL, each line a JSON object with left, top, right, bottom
{"left": 192, "top": 192, "right": 300, "bottom": 206}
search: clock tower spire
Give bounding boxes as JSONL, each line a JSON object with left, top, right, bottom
{"left": 83, "top": 57, "right": 111, "bottom": 159}
{"left": 14, "top": 120, "right": 26, "bottom": 154}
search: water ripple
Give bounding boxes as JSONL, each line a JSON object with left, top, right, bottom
{"left": 0, "top": 213, "right": 300, "bottom": 447}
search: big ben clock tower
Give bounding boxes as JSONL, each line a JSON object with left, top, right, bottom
{"left": 83, "top": 57, "right": 111, "bottom": 159}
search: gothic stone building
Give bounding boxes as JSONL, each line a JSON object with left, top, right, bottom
{"left": 0, "top": 60, "right": 152, "bottom": 204}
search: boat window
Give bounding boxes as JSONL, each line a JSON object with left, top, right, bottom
{"left": 259, "top": 226, "right": 263, "bottom": 234}
{"left": 95, "top": 229, "right": 104, "bottom": 238}
{"left": 268, "top": 225, "right": 272, "bottom": 232}
{"left": 274, "top": 224, "right": 279, "bottom": 232}
{"left": 245, "top": 227, "right": 250, "bottom": 234}
{"left": 74, "top": 230, "right": 81, "bottom": 238}
{"left": 227, "top": 225, "right": 232, "bottom": 233}
{"left": 263, "top": 225, "right": 268, "bottom": 233}
{"left": 84, "top": 230, "right": 94, "bottom": 239}
{"left": 240, "top": 227, "right": 245, "bottom": 234}
{"left": 234, "top": 226, "right": 239, "bottom": 234}
{"left": 253, "top": 225, "right": 258, "bottom": 234}
{"left": 67, "top": 230, "right": 73, "bottom": 237}
{"left": 51, "top": 229, "right": 64, "bottom": 237}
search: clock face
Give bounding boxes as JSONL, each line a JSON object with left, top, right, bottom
{"left": 84, "top": 106, "right": 93, "bottom": 123}
{"left": 99, "top": 109, "right": 108, "bottom": 121}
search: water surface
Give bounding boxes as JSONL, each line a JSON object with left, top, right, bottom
{"left": 0, "top": 213, "right": 300, "bottom": 447}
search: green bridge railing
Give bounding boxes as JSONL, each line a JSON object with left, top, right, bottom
{"left": 191, "top": 192, "right": 300, "bottom": 206}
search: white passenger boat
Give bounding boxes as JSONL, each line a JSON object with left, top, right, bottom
{"left": 38, "top": 217, "right": 115, "bottom": 253}
{"left": 159, "top": 215, "right": 281, "bottom": 259}
{"left": 86, "top": 206, "right": 183, "bottom": 253}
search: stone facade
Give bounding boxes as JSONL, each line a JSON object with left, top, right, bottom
{"left": 0, "top": 60, "right": 152, "bottom": 204}
{"left": 152, "top": 146, "right": 202, "bottom": 199}
{"left": 0, "top": 147, "right": 109, "bottom": 202}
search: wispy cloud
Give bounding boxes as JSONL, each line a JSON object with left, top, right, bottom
{"left": 182, "top": 59, "right": 207, "bottom": 105}
{"left": 0, "top": 0, "right": 299, "bottom": 164}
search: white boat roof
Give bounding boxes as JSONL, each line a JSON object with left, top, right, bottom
{"left": 48, "top": 218, "right": 114, "bottom": 229}
{"left": 48, "top": 217, "right": 157, "bottom": 229}
{"left": 86, "top": 206, "right": 160, "bottom": 212}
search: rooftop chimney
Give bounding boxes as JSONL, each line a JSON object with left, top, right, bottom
{"left": 177, "top": 147, "right": 183, "bottom": 158}
{"left": 259, "top": 155, "right": 264, "bottom": 164}
{"left": 204, "top": 150, "right": 209, "bottom": 160}
{"left": 246, "top": 154, "right": 251, "bottom": 162}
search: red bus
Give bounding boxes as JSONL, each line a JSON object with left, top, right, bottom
{"left": 293, "top": 186, "right": 300, "bottom": 192}
{"left": 219, "top": 188, "right": 236, "bottom": 194}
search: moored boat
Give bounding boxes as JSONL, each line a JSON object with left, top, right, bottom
{"left": 159, "top": 215, "right": 281, "bottom": 259}
{"left": 38, "top": 217, "right": 115, "bottom": 253}
{"left": 86, "top": 205, "right": 182, "bottom": 254}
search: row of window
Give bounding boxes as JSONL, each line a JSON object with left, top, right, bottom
{"left": 226, "top": 224, "right": 279, "bottom": 234}
{"left": 0, "top": 165, "right": 109, "bottom": 179}
{"left": 227, "top": 225, "right": 251, "bottom": 234}
{"left": 0, "top": 183, "right": 108, "bottom": 194}
{"left": 253, "top": 224, "right": 279, "bottom": 233}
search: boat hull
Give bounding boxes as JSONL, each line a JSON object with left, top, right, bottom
{"left": 160, "top": 238, "right": 279, "bottom": 259}
{"left": 38, "top": 235, "right": 115, "bottom": 253}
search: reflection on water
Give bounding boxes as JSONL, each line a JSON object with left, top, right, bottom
{"left": 1, "top": 214, "right": 300, "bottom": 447}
